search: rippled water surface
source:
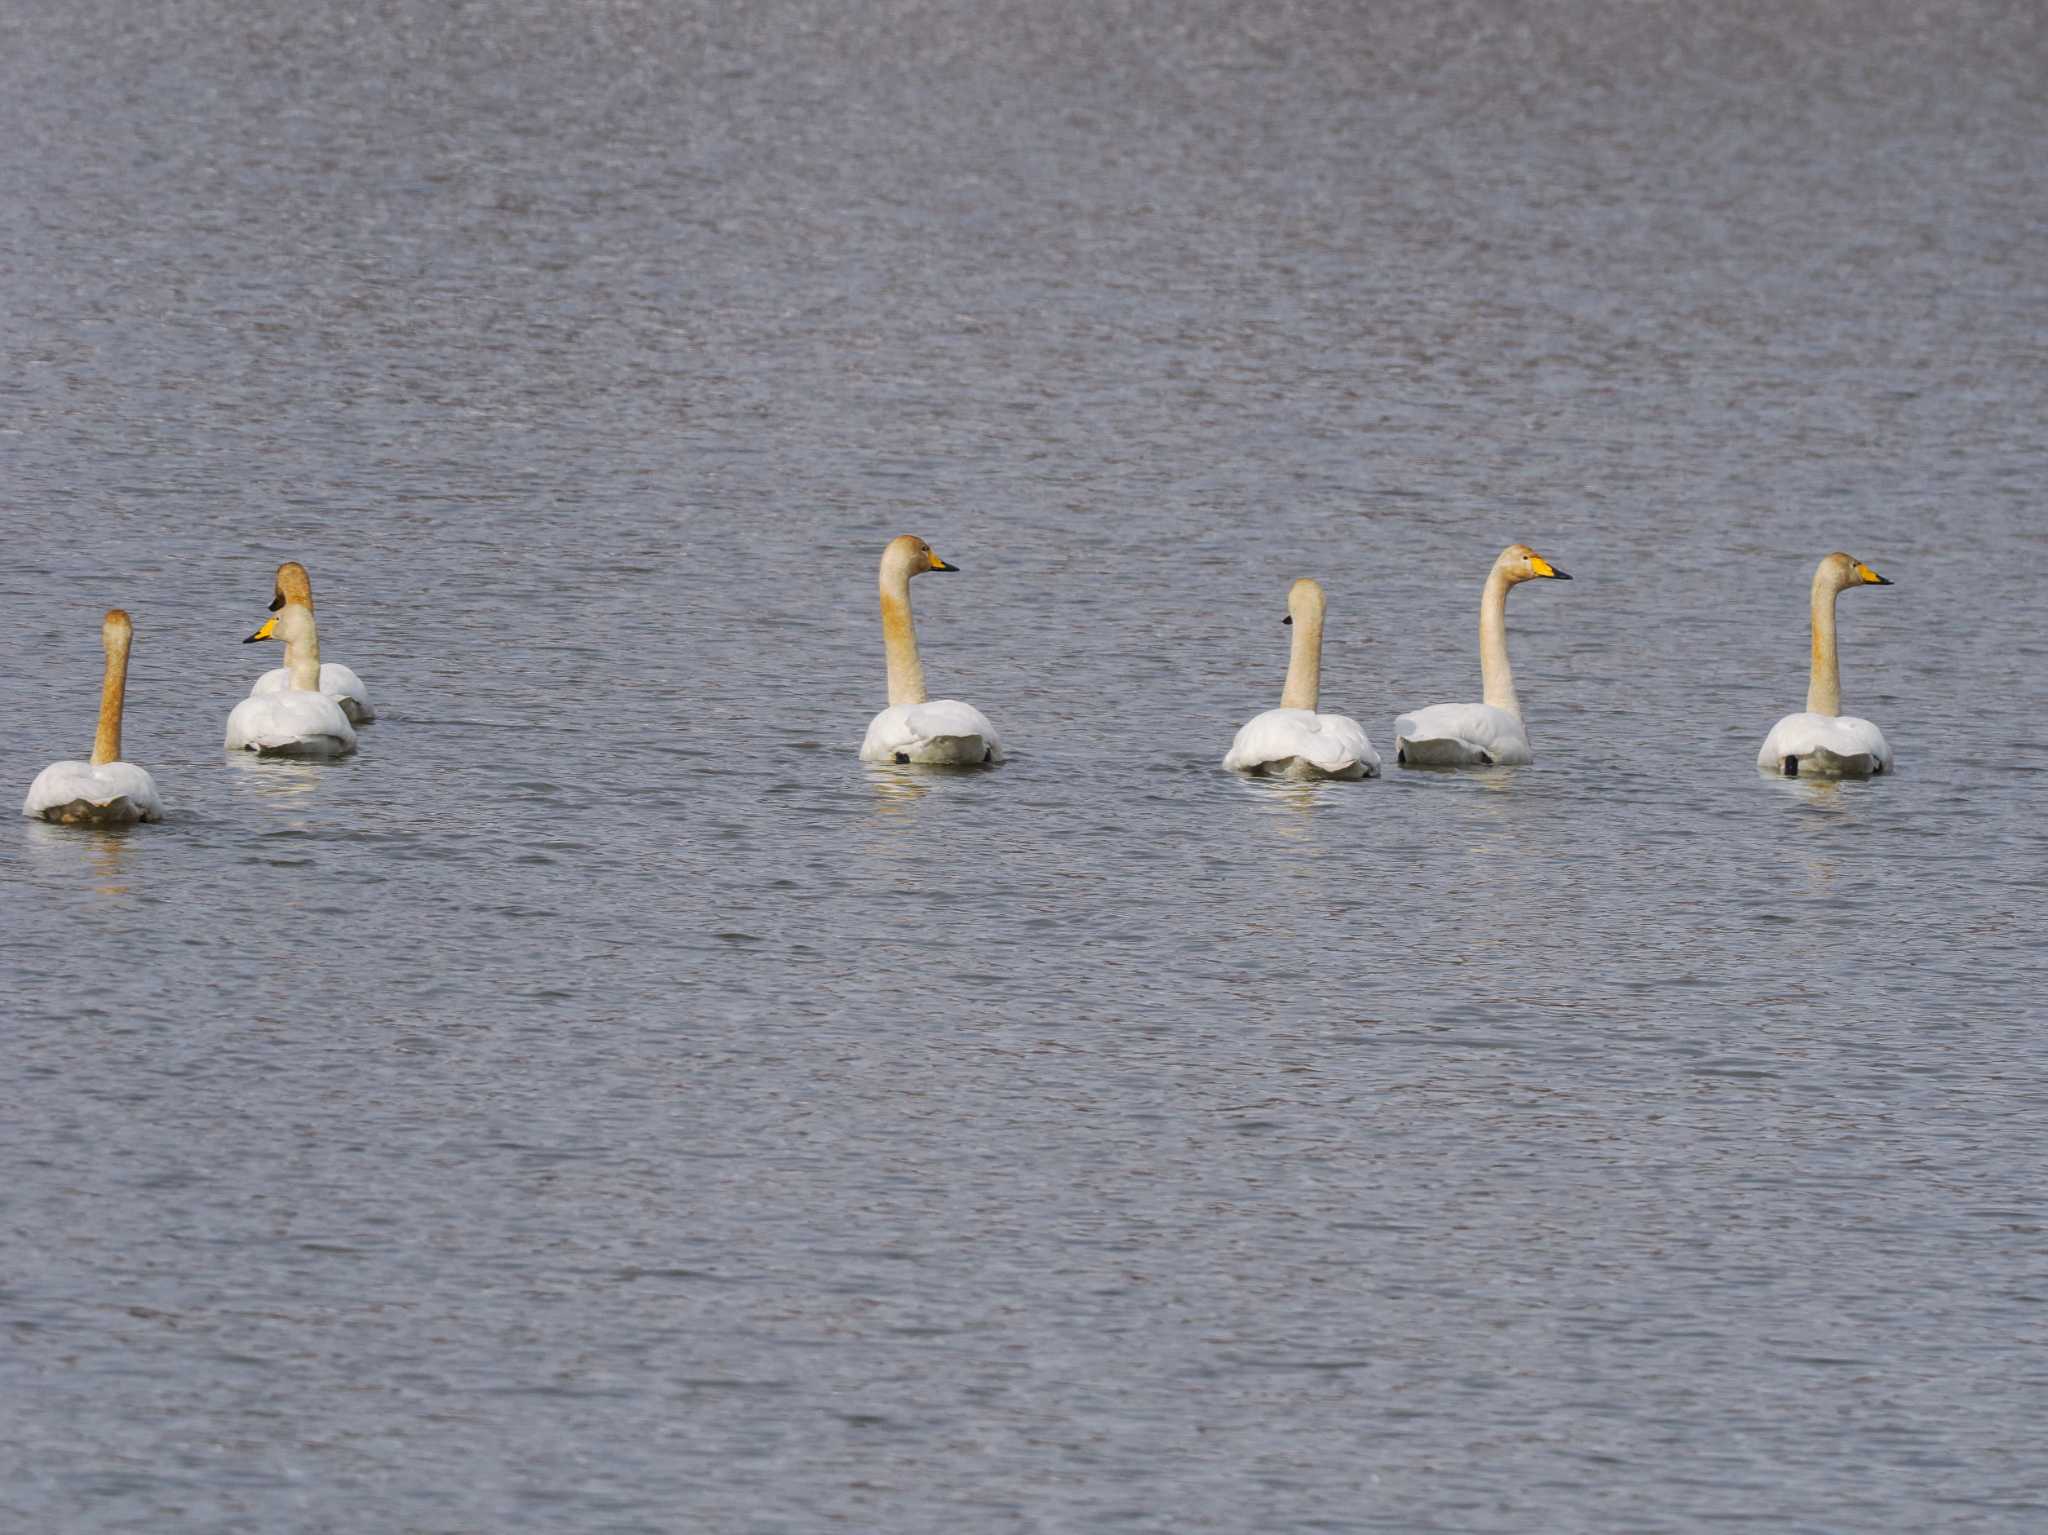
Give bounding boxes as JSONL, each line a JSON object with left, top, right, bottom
{"left": 5, "top": 2, "right": 2046, "bottom": 1530}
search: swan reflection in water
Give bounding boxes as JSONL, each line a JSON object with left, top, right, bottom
{"left": 26, "top": 820, "right": 143, "bottom": 896}
{"left": 223, "top": 751, "right": 336, "bottom": 812}
{"left": 862, "top": 762, "right": 932, "bottom": 814}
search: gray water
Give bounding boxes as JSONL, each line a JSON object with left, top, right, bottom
{"left": 4, "top": 2, "right": 2046, "bottom": 1529}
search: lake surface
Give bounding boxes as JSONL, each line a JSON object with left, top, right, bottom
{"left": 4, "top": 2, "right": 2046, "bottom": 1529}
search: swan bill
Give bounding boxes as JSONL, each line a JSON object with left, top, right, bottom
{"left": 244, "top": 615, "right": 279, "bottom": 643}
{"left": 1530, "top": 556, "right": 1571, "bottom": 580}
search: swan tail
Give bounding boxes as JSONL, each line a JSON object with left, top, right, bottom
{"left": 1394, "top": 735, "right": 1491, "bottom": 767}
{"left": 1796, "top": 746, "right": 1878, "bottom": 778}
{"left": 893, "top": 734, "right": 999, "bottom": 767}
{"left": 32, "top": 796, "right": 159, "bottom": 826}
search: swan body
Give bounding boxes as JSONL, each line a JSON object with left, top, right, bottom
{"left": 23, "top": 608, "right": 163, "bottom": 825}
{"left": 1224, "top": 578, "right": 1379, "bottom": 779}
{"left": 251, "top": 662, "right": 374, "bottom": 724}
{"left": 859, "top": 534, "right": 1005, "bottom": 765}
{"left": 1225, "top": 708, "right": 1377, "bottom": 779}
{"left": 1391, "top": 703, "right": 1530, "bottom": 767}
{"left": 1758, "top": 553, "right": 1894, "bottom": 777}
{"left": 227, "top": 602, "right": 358, "bottom": 757}
{"left": 1394, "top": 544, "right": 1570, "bottom": 767}
{"left": 862, "top": 700, "right": 1004, "bottom": 765}
{"left": 24, "top": 761, "right": 164, "bottom": 825}
{"left": 1757, "top": 712, "right": 1891, "bottom": 778}
{"left": 247, "top": 561, "right": 375, "bottom": 723}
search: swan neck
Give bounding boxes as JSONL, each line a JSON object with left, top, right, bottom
{"left": 91, "top": 630, "right": 130, "bottom": 766}
{"left": 1280, "top": 610, "right": 1322, "bottom": 711}
{"left": 1478, "top": 569, "right": 1520, "bottom": 716}
{"left": 1807, "top": 572, "right": 1842, "bottom": 716}
{"left": 880, "top": 565, "right": 927, "bottom": 707}
{"left": 284, "top": 604, "right": 323, "bottom": 692}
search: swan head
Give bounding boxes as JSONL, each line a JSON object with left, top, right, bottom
{"left": 244, "top": 602, "right": 316, "bottom": 647}
{"left": 1497, "top": 544, "right": 1571, "bottom": 585}
{"left": 1280, "top": 577, "right": 1326, "bottom": 627}
{"left": 270, "top": 561, "right": 314, "bottom": 613}
{"left": 102, "top": 608, "right": 133, "bottom": 654}
{"left": 1817, "top": 551, "right": 1891, "bottom": 592}
{"left": 881, "top": 534, "right": 958, "bottom": 580}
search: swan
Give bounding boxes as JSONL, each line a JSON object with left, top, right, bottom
{"left": 248, "top": 561, "right": 374, "bottom": 723}
{"left": 23, "top": 609, "right": 165, "bottom": 825}
{"left": 858, "top": 535, "right": 1004, "bottom": 765}
{"left": 225, "top": 600, "right": 358, "bottom": 757}
{"left": 1757, "top": 552, "right": 1894, "bottom": 777}
{"left": 1223, "top": 578, "right": 1379, "bottom": 779}
{"left": 1393, "top": 543, "right": 1572, "bottom": 766}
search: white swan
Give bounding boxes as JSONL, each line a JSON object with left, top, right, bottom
{"left": 226, "top": 601, "right": 358, "bottom": 757}
{"left": 1758, "top": 552, "right": 1894, "bottom": 777}
{"left": 248, "top": 561, "right": 374, "bottom": 724}
{"left": 858, "top": 535, "right": 1004, "bottom": 766}
{"left": 23, "top": 609, "right": 165, "bottom": 825}
{"left": 1223, "top": 578, "right": 1379, "bottom": 779}
{"left": 1394, "top": 543, "right": 1572, "bottom": 767}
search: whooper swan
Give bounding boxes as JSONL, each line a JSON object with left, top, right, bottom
{"left": 858, "top": 535, "right": 1004, "bottom": 766}
{"left": 1393, "top": 543, "right": 1572, "bottom": 767}
{"left": 225, "top": 601, "right": 358, "bottom": 757}
{"left": 1757, "top": 553, "right": 1894, "bottom": 777}
{"left": 1223, "top": 578, "right": 1379, "bottom": 779}
{"left": 248, "top": 562, "right": 375, "bottom": 723}
{"left": 23, "top": 609, "right": 165, "bottom": 825}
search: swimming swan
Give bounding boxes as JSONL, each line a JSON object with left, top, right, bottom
{"left": 248, "top": 561, "right": 374, "bottom": 723}
{"left": 225, "top": 601, "right": 358, "bottom": 757}
{"left": 1757, "top": 552, "right": 1894, "bottom": 777}
{"left": 23, "top": 609, "right": 165, "bottom": 825}
{"left": 1223, "top": 578, "right": 1379, "bottom": 779}
{"left": 858, "top": 535, "right": 1004, "bottom": 765}
{"left": 1394, "top": 543, "right": 1572, "bottom": 767}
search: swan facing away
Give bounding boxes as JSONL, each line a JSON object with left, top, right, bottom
{"left": 1223, "top": 578, "right": 1379, "bottom": 779}
{"left": 226, "top": 602, "right": 358, "bottom": 757}
{"left": 23, "top": 609, "right": 165, "bottom": 825}
{"left": 249, "top": 561, "right": 374, "bottom": 724}
{"left": 1394, "top": 543, "right": 1571, "bottom": 767}
{"left": 858, "top": 535, "right": 1004, "bottom": 766}
{"left": 1758, "top": 553, "right": 1894, "bottom": 777}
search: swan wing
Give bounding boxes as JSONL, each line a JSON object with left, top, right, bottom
{"left": 252, "top": 662, "right": 375, "bottom": 723}
{"left": 1758, "top": 712, "right": 1893, "bottom": 775}
{"left": 317, "top": 663, "right": 375, "bottom": 723}
{"left": 1393, "top": 703, "right": 1533, "bottom": 766}
{"left": 226, "top": 691, "right": 358, "bottom": 756}
{"left": 861, "top": 700, "right": 1004, "bottom": 764}
{"left": 23, "top": 760, "right": 164, "bottom": 822}
{"left": 1224, "top": 708, "right": 1379, "bottom": 777}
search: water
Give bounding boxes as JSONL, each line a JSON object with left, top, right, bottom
{"left": 4, "top": 2, "right": 2046, "bottom": 1529}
